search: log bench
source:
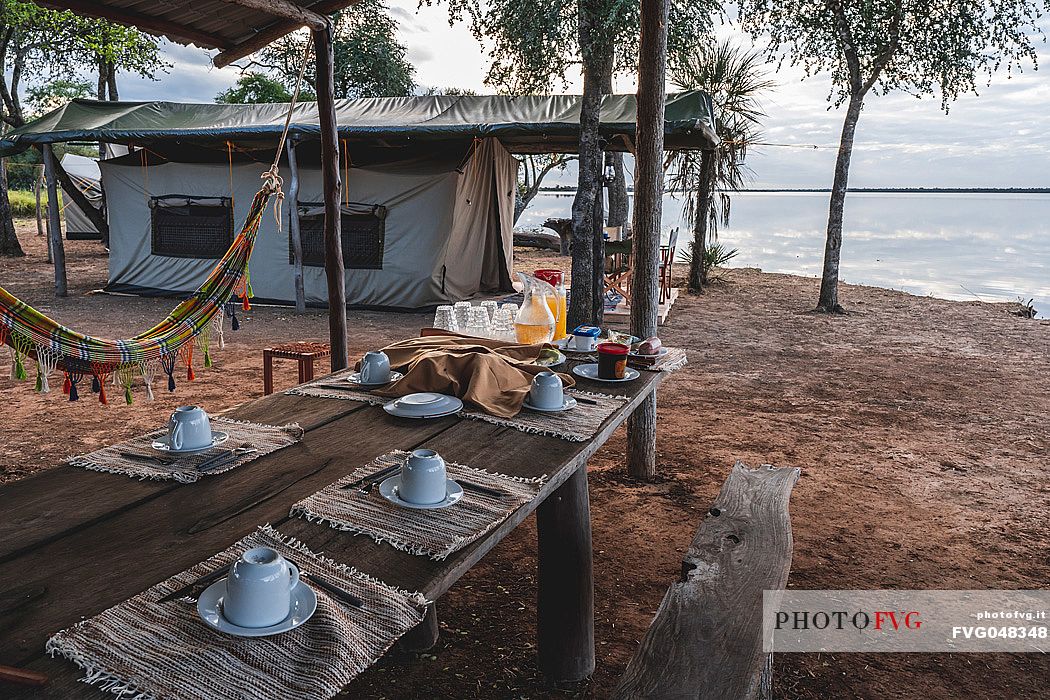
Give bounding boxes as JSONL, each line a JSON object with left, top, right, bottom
{"left": 611, "top": 462, "right": 800, "bottom": 700}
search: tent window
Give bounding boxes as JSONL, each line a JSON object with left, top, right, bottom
{"left": 293, "top": 203, "right": 386, "bottom": 270}
{"left": 150, "top": 195, "right": 233, "bottom": 259}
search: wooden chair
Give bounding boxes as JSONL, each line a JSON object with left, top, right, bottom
{"left": 611, "top": 462, "right": 800, "bottom": 700}
{"left": 658, "top": 226, "right": 679, "bottom": 304}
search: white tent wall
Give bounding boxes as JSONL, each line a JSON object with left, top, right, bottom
{"left": 100, "top": 139, "right": 515, "bottom": 308}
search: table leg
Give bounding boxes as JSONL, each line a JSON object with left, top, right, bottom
{"left": 398, "top": 602, "right": 440, "bottom": 652}
{"left": 536, "top": 463, "right": 594, "bottom": 683}
{"left": 262, "top": 350, "right": 274, "bottom": 396}
{"left": 297, "top": 358, "right": 307, "bottom": 385}
{"left": 304, "top": 357, "right": 315, "bottom": 383}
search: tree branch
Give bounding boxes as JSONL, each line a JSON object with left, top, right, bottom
{"left": 827, "top": 0, "right": 863, "bottom": 94}
{"left": 861, "top": 1, "right": 904, "bottom": 94}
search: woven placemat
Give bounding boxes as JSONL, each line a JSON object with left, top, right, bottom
{"left": 291, "top": 451, "right": 545, "bottom": 560}
{"left": 461, "top": 389, "right": 627, "bottom": 442}
{"left": 67, "top": 418, "right": 304, "bottom": 483}
{"left": 287, "top": 377, "right": 626, "bottom": 442}
{"left": 46, "top": 525, "right": 425, "bottom": 700}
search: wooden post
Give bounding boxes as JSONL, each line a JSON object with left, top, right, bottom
{"left": 591, "top": 174, "right": 605, "bottom": 324}
{"left": 286, "top": 137, "right": 306, "bottom": 314}
{"left": 313, "top": 25, "right": 348, "bottom": 371}
{"left": 626, "top": 0, "right": 669, "bottom": 480}
{"left": 42, "top": 144, "right": 67, "bottom": 297}
{"left": 536, "top": 463, "right": 594, "bottom": 682}
{"left": 398, "top": 602, "right": 440, "bottom": 652}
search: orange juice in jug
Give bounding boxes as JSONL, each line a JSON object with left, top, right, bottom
{"left": 514, "top": 273, "right": 555, "bottom": 344}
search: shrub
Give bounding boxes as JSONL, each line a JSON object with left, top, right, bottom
{"left": 7, "top": 190, "right": 53, "bottom": 218}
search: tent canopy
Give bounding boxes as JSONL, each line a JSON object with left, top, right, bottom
{"left": 0, "top": 92, "right": 718, "bottom": 158}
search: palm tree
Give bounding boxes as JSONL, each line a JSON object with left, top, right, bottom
{"left": 669, "top": 40, "right": 774, "bottom": 292}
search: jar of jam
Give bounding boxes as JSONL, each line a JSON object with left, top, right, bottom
{"left": 596, "top": 342, "right": 629, "bottom": 379}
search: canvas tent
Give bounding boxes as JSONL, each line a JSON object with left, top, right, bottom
{"left": 0, "top": 93, "right": 717, "bottom": 309}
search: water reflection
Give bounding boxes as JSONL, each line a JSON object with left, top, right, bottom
{"left": 518, "top": 192, "right": 1048, "bottom": 316}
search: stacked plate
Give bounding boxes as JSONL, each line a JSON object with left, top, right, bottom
{"left": 383, "top": 392, "right": 463, "bottom": 419}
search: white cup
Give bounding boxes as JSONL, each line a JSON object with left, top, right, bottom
{"left": 398, "top": 449, "right": 447, "bottom": 504}
{"left": 222, "top": 547, "right": 300, "bottom": 628}
{"left": 168, "top": 406, "right": 212, "bottom": 451}
{"left": 529, "top": 371, "right": 564, "bottom": 409}
{"left": 571, "top": 334, "right": 598, "bottom": 352}
{"left": 359, "top": 351, "right": 391, "bottom": 384}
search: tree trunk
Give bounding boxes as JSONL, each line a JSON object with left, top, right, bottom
{"left": 688, "top": 148, "right": 716, "bottom": 293}
{"left": 0, "top": 149, "right": 23, "bottom": 257}
{"left": 626, "top": 0, "right": 669, "bottom": 481}
{"left": 817, "top": 95, "right": 863, "bottom": 312}
{"left": 107, "top": 63, "right": 118, "bottom": 101}
{"left": 591, "top": 182, "right": 605, "bottom": 325}
{"left": 567, "top": 1, "right": 604, "bottom": 330}
{"left": 98, "top": 61, "right": 108, "bottom": 159}
{"left": 314, "top": 25, "right": 349, "bottom": 370}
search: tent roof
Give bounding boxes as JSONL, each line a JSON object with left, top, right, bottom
{"left": 33, "top": 1, "right": 356, "bottom": 68}
{"left": 0, "top": 92, "right": 718, "bottom": 158}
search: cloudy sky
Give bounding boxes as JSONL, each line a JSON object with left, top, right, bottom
{"left": 110, "top": 2, "right": 1050, "bottom": 189}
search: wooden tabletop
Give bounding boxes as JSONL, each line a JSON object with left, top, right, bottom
{"left": 0, "top": 357, "right": 663, "bottom": 697}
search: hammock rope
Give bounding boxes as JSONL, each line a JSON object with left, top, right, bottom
{"left": 0, "top": 42, "right": 314, "bottom": 404}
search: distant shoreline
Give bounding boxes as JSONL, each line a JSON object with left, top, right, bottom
{"left": 538, "top": 187, "right": 1050, "bottom": 194}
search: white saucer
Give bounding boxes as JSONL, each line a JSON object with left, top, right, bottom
{"left": 196, "top": 576, "right": 317, "bottom": 638}
{"left": 523, "top": 396, "right": 578, "bottom": 413}
{"left": 630, "top": 347, "right": 669, "bottom": 359}
{"left": 571, "top": 363, "right": 640, "bottom": 383}
{"left": 378, "top": 475, "right": 464, "bottom": 510}
{"left": 151, "top": 431, "right": 230, "bottom": 454}
{"left": 346, "top": 370, "right": 403, "bottom": 387}
{"left": 383, "top": 393, "right": 463, "bottom": 419}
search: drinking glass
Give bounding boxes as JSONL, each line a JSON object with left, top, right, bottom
{"left": 453, "top": 301, "right": 472, "bottom": 330}
{"left": 433, "top": 305, "right": 458, "bottom": 332}
{"left": 491, "top": 307, "right": 516, "bottom": 341}
{"left": 480, "top": 300, "right": 500, "bottom": 323}
{"left": 500, "top": 302, "right": 518, "bottom": 321}
{"left": 465, "top": 306, "right": 491, "bottom": 338}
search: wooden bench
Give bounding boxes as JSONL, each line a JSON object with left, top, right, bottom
{"left": 262, "top": 342, "right": 331, "bottom": 395}
{"left": 611, "top": 462, "right": 800, "bottom": 700}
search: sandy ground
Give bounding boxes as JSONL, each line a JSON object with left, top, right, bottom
{"left": 1, "top": 223, "right": 1048, "bottom": 698}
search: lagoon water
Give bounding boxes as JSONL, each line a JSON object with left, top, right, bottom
{"left": 519, "top": 191, "right": 1050, "bottom": 317}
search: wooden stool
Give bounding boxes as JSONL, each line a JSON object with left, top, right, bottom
{"left": 263, "top": 342, "right": 332, "bottom": 395}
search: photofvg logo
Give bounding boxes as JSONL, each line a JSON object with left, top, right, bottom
{"left": 762, "top": 591, "right": 1049, "bottom": 652}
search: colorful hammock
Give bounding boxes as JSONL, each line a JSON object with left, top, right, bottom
{"left": 0, "top": 178, "right": 275, "bottom": 404}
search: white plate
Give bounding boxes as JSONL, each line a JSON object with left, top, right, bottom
{"left": 522, "top": 396, "right": 578, "bottom": 413}
{"left": 571, "top": 363, "right": 640, "bottom": 383}
{"left": 346, "top": 370, "right": 403, "bottom": 387}
{"left": 151, "top": 430, "right": 230, "bottom": 454}
{"left": 197, "top": 576, "right": 317, "bottom": 638}
{"left": 536, "top": 350, "right": 566, "bottom": 366}
{"left": 630, "top": 347, "right": 669, "bottom": 359}
{"left": 383, "top": 395, "right": 463, "bottom": 419}
{"left": 378, "top": 475, "right": 464, "bottom": 510}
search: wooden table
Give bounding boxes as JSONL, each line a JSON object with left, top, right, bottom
{"left": 0, "top": 357, "right": 663, "bottom": 698}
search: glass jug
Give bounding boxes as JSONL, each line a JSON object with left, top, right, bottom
{"left": 534, "top": 269, "right": 568, "bottom": 341}
{"left": 514, "top": 272, "right": 556, "bottom": 344}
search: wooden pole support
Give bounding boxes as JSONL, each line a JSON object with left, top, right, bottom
{"left": 313, "top": 25, "right": 349, "bottom": 371}
{"left": 397, "top": 602, "right": 440, "bottom": 652}
{"left": 42, "top": 144, "right": 67, "bottom": 297}
{"left": 536, "top": 463, "right": 595, "bottom": 683}
{"left": 286, "top": 138, "right": 307, "bottom": 314}
{"left": 626, "top": 0, "right": 669, "bottom": 481}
